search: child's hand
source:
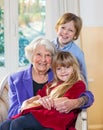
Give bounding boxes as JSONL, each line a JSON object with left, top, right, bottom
{"left": 20, "top": 95, "right": 41, "bottom": 112}
{"left": 20, "top": 100, "right": 30, "bottom": 112}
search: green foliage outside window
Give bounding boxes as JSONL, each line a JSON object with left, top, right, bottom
{"left": 19, "top": 0, "right": 46, "bottom": 66}
{"left": 0, "top": 7, "right": 4, "bottom": 66}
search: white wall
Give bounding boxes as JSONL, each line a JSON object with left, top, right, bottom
{"left": 80, "top": 0, "right": 103, "bottom": 26}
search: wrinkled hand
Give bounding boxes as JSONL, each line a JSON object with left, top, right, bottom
{"left": 54, "top": 97, "right": 79, "bottom": 113}
{"left": 38, "top": 96, "right": 54, "bottom": 110}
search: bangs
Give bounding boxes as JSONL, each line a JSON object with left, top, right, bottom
{"left": 55, "top": 53, "right": 73, "bottom": 67}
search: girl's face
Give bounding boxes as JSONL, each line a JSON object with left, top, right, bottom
{"left": 57, "top": 21, "right": 76, "bottom": 47}
{"left": 56, "top": 66, "right": 73, "bottom": 81}
{"left": 32, "top": 45, "right": 52, "bottom": 74}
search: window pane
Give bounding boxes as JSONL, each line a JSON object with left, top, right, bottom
{"left": 19, "top": 0, "right": 46, "bottom": 66}
{"left": 0, "top": 0, "right": 5, "bottom": 67}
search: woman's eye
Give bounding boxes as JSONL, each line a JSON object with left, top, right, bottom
{"left": 36, "top": 53, "right": 41, "bottom": 56}
{"left": 46, "top": 54, "right": 52, "bottom": 57}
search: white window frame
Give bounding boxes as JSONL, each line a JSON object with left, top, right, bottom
{"left": 0, "top": 0, "right": 18, "bottom": 80}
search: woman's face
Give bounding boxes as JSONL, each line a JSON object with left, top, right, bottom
{"left": 32, "top": 45, "right": 52, "bottom": 74}
{"left": 57, "top": 21, "right": 76, "bottom": 47}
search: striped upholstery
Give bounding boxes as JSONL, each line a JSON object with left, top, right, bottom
{"left": 0, "top": 75, "right": 9, "bottom": 122}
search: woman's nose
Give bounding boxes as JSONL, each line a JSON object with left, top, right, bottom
{"left": 42, "top": 55, "right": 46, "bottom": 61}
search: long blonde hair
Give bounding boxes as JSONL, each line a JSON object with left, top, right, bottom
{"left": 47, "top": 51, "right": 84, "bottom": 98}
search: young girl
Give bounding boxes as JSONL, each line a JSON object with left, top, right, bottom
{"left": 0, "top": 51, "right": 86, "bottom": 130}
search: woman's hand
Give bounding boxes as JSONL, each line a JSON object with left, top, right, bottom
{"left": 38, "top": 96, "right": 54, "bottom": 110}
{"left": 54, "top": 97, "right": 80, "bottom": 113}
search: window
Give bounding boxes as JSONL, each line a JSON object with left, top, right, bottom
{"left": 0, "top": 0, "right": 77, "bottom": 80}
{"left": 18, "top": 0, "right": 46, "bottom": 66}
{"left": 0, "top": 0, "right": 46, "bottom": 67}
{"left": 0, "top": 0, "right": 47, "bottom": 79}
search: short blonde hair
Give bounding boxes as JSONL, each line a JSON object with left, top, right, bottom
{"left": 55, "top": 13, "right": 82, "bottom": 40}
{"left": 25, "top": 37, "right": 57, "bottom": 63}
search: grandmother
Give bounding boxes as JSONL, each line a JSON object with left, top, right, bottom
{"left": 8, "top": 37, "right": 56, "bottom": 118}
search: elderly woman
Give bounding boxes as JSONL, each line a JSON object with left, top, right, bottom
{"left": 8, "top": 37, "right": 94, "bottom": 120}
{"left": 8, "top": 38, "right": 57, "bottom": 119}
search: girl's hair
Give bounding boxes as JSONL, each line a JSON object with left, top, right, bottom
{"left": 25, "top": 37, "right": 57, "bottom": 63}
{"left": 47, "top": 51, "right": 84, "bottom": 98}
{"left": 55, "top": 12, "right": 82, "bottom": 40}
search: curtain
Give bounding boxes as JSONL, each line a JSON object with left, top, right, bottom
{"left": 58, "top": 0, "right": 80, "bottom": 16}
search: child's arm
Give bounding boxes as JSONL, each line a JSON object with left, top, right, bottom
{"left": 23, "top": 100, "right": 41, "bottom": 109}
{"left": 25, "top": 95, "right": 41, "bottom": 103}
{"left": 20, "top": 95, "right": 41, "bottom": 111}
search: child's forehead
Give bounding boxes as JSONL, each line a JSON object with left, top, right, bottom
{"left": 56, "top": 63, "right": 70, "bottom": 67}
